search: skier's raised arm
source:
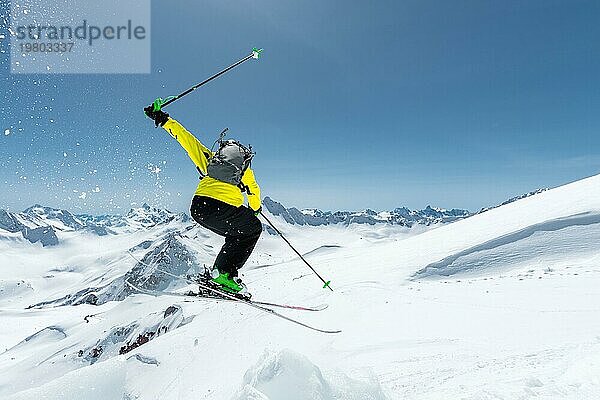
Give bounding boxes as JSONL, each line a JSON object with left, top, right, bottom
{"left": 162, "top": 118, "right": 213, "bottom": 173}
{"left": 143, "top": 106, "right": 212, "bottom": 173}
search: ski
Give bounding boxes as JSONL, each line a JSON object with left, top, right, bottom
{"left": 193, "top": 278, "right": 340, "bottom": 333}
{"left": 125, "top": 279, "right": 339, "bottom": 334}
{"left": 124, "top": 279, "right": 327, "bottom": 312}
{"left": 127, "top": 251, "right": 327, "bottom": 312}
{"left": 126, "top": 252, "right": 340, "bottom": 334}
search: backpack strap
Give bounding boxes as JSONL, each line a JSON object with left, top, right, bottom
{"left": 237, "top": 156, "right": 253, "bottom": 194}
{"left": 197, "top": 151, "right": 212, "bottom": 180}
{"left": 238, "top": 183, "right": 252, "bottom": 194}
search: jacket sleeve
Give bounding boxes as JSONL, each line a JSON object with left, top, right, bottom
{"left": 241, "top": 167, "right": 261, "bottom": 211}
{"left": 162, "top": 118, "right": 212, "bottom": 174}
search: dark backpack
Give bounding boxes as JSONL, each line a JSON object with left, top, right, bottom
{"left": 206, "top": 139, "right": 254, "bottom": 187}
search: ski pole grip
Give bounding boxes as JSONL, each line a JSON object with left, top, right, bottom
{"left": 252, "top": 48, "right": 264, "bottom": 59}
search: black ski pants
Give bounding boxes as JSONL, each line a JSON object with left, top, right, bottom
{"left": 190, "top": 196, "right": 262, "bottom": 277}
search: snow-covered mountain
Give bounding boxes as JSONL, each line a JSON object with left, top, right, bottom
{"left": 263, "top": 196, "right": 471, "bottom": 227}
{"left": 0, "top": 206, "right": 63, "bottom": 246}
{"left": 78, "top": 203, "right": 191, "bottom": 232}
{"left": 0, "top": 198, "right": 467, "bottom": 247}
{"left": 0, "top": 204, "right": 190, "bottom": 247}
{"left": 1, "top": 176, "right": 599, "bottom": 399}
{"left": 2, "top": 190, "right": 548, "bottom": 248}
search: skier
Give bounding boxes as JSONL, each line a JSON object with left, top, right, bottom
{"left": 144, "top": 104, "right": 262, "bottom": 295}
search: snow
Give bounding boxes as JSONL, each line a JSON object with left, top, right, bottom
{"left": 4, "top": 129, "right": 10, "bottom": 136}
{"left": 232, "top": 349, "right": 386, "bottom": 400}
{"left": 1, "top": 174, "right": 600, "bottom": 398}
{"left": 147, "top": 164, "right": 162, "bottom": 175}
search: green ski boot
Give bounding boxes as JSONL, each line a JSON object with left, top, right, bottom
{"left": 210, "top": 270, "right": 248, "bottom": 296}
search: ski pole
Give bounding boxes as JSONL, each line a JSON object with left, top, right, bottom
{"left": 259, "top": 211, "right": 333, "bottom": 291}
{"left": 151, "top": 47, "right": 263, "bottom": 111}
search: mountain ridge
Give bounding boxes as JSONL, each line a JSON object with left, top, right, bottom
{"left": 0, "top": 190, "right": 547, "bottom": 246}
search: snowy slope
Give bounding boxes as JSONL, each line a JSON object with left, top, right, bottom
{"left": 1, "top": 174, "right": 600, "bottom": 399}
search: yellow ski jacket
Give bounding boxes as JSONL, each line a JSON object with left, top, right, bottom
{"left": 162, "top": 118, "right": 261, "bottom": 211}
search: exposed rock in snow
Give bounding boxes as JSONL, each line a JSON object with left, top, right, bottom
{"left": 0, "top": 209, "right": 59, "bottom": 246}
{"left": 77, "top": 304, "right": 190, "bottom": 364}
{"left": 0, "top": 301, "right": 192, "bottom": 397}
{"left": 0, "top": 209, "right": 24, "bottom": 232}
{"left": 21, "top": 225, "right": 59, "bottom": 247}
{"left": 127, "top": 353, "right": 160, "bottom": 366}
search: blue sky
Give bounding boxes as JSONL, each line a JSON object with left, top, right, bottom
{"left": 1, "top": 0, "right": 599, "bottom": 214}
